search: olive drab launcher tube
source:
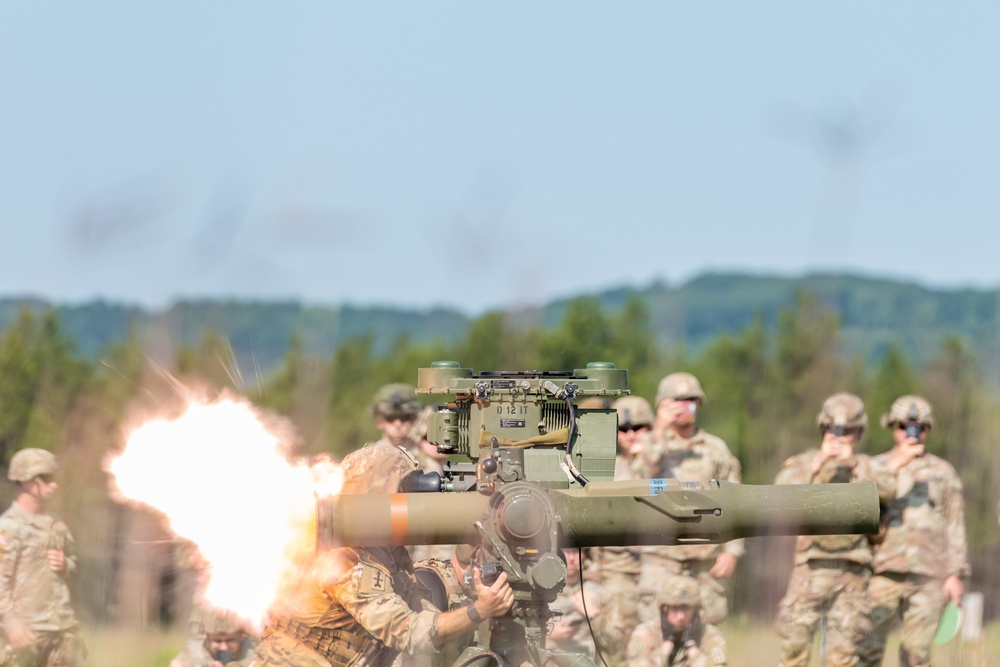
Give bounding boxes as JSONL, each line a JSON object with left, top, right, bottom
{"left": 316, "top": 478, "right": 880, "bottom": 549}
{"left": 315, "top": 362, "right": 882, "bottom": 667}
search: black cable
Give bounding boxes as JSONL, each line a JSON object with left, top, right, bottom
{"left": 577, "top": 546, "right": 610, "bottom": 667}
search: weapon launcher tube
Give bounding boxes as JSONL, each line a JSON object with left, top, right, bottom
{"left": 316, "top": 480, "right": 880, "bottom": 549}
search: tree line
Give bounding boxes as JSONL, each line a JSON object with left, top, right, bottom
{"left": 0, "top": 292, "right": 997, "bottom": 626}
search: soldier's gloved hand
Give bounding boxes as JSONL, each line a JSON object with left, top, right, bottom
{"left": 473, "top": 569, "right": 515, "bottom": 618}
{"left": 6, "top": 624, "right": 36, "bottom": 650}
{"left": 47, "top": 548, "right": 66, "bottom": 573}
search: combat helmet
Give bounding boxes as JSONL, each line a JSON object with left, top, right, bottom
{"left": 340, "top": 442, "right": 419, "bottom": 495}
{"left": 370, "top": 383, "right": 422, "bottom": 420}
{"left": 655, "top": 372, "right": 706, "bottom": 406}
{"left": 880, "top": 395, "right": 934, "bottom": 430}
{"left": 7, "top": 448, "right": 59, "bottom": 482}
{"left": 190, "top": 605, "right": 246, "bottom": 636}
{"left": 657, "top": 574, "right": 702, "bottom": 608}
{"left": 816, "top": 392, "right": 868, "bottom": 436}
{"left": 613, "top": 396, "right": 654, "bottom": 429}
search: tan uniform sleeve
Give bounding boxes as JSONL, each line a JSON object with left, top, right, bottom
{"left": 56, "top": 522, "right": 77, "bottom": 581}
{"left": 944, "top": 468, "right": 971, "bottom": 579}
{"left": 696, "top": 623, "right": 728, "bottom": 666}
{"left": 327, "top": 558, "right": 439, "bottom": 655}
{"left": 0, "top": 528, "right": 18, "bottom": 624}
{"left": 626, "top": 621, "right": 669, "bottom": 667}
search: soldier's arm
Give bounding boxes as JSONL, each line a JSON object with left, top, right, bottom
{"left": 0, "top": 530, "right": 36, "bottom": 649}
{"left": 867, "top": 458, "right": 897, "bottom": 504}
{"left": 59, "top": 526, "right": 78, "bottom": 580}
{"left": 0, "top": 528, "right": 19, "bottom": 624}
{"left": 626, "top": 622, "right": 673, "bottom": 667}
{"left": 944, "top": 468, "right": 971, "bottom": 582}
{"left": 431, "top": 570, "right": 513, "bottom": 644}
{"left": 694, "top": 624, "right": 728, "bottom": 666}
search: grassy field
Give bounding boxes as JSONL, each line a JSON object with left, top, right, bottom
{"left": 82, "top": 626, "right": 187, "bottom": 667}
{"left": 80, "top": 620, "right": 1000, "bottom": 666}
{"left": 723, "top": 616, "right": 1000, "bottom": 666}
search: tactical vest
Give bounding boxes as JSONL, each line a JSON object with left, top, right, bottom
{"left": 270, "top": 617, "right": 398, "bottom": 667}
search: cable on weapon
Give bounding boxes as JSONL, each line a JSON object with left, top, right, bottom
{"left": 576, "top": 547, "right": 611, "bottom": 667}
{"left": 543, "top": 381, "right": 588, "bottom": 486}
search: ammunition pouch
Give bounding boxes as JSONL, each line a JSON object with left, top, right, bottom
{"left": 271, "top": 617, "right": 396, "bottom": 667}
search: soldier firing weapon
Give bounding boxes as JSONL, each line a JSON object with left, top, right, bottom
{"left": 317, "top": 362, "right": 880, "bottom": 667}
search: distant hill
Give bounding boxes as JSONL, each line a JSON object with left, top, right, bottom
{"left": 2, "top": 272, "right": 997, "bottom": 373}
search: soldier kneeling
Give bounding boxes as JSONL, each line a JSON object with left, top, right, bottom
{"left": 626, "top": 575, "right": 726, "bottom": 667}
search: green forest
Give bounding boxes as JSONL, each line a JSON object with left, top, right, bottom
{"left": 0, "top": 278, "right": 998, "bottom": 632}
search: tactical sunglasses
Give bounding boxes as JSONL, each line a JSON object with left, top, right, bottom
{"left": 825, "top": 426, "right": 862, "bottom": 438}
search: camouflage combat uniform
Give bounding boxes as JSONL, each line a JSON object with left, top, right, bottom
{"left": 637, "top": 429, "right": 744, "bottom": 625}
{"left": 773, "top": 452, "right": 896, "bottom": 667}
{"left": 857, "top": 452, "right": 969, "bottom": 667}
{"left": 0, "top": 502, "right": 86, "bottom": 667}
{"left": 584, "top": 547, "right": 640, "bottom": 665}
{"left": 548, "top": 572, "right": 597, "bottom": 658}
{"left": 251, "top": 546, "right": 440, "bottom": 667}
{"left": 627, "top": 616, "right": 727, "bottom": 667}
{"left": 406, "top": 558, "right": 475, "bottom": 667}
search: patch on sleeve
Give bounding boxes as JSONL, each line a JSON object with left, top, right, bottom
{"left": 711, "top": 646, "right": 726, "bottom": 665}
{"left": 0, "top": 532, "right": 9, "bottom": 550}
{"left": 357, "top": 561, "right": 392, "bottom": 597}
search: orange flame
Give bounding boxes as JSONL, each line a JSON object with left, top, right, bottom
{"left": 107, "top": 394, "right": 342, "bottom": 626}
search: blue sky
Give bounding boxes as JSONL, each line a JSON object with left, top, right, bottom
{"left": 1, "top": 3, "right": 998, "bottom": 313}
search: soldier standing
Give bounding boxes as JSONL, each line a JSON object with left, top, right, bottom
{"left": 627, "top": 574, "right": 727, "bottom": 667}
{"left": 370, "top": 384, "right": 424, "bottom": 461}
{"left": 773, "top": 393, "right": 896, "bottom": 667}
{"left": 611, "top": 396, "right": 655, "bottom": 480}
{"left": 0, "top": 448, "right": 86, "bottom": 667}
{"left": 250, "top": 443, "right": 514, "bottom": 667}
{"left": 857, "top": 396, "right": 970, "bottom": 667}
{"left": 637, "top": 373, "right": 743, "bottom": 625}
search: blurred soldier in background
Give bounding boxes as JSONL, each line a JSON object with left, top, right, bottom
{"left": 251, "top": 442, "right": 514, "bottom": 667}
{"left": 638, "top": 373, "right": 743, "bottom": 625}
{"left": 773, "top": 393, "right": 896, "bottom": 667}
{"left": 370, "top": 383, "right": 423, "bottom": 452}
{"left": 626, "top": 574, "right": 727, "bottom": 667}
{"left": 858, "top": 396, "right": 970, "bottom": 667}
{"left": 611, "top": 396, "right": 655, "bottom": 480}
{"left": 548, "top": 549, "right": 595, "bottom": 658}
{"left": 0, "top": 448, "right": 86, "bottom": 667}
{"left": 370, "top": 386, "right": 449, "bottom": 561}
{"left": 170, "top": 605, "right": 256, "bottom": 667}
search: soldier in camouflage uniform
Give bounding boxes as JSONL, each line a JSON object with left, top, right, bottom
{"left": 612, "top": 396, "right": 655, "bottom": 480}
{"left": 250, "top": 443, "right": 514, "bottom": 667}
{"left": 369, "top": 386, "right": 450, "bottom": 561}
{"left": 857, "top": 396, "right": 970, "bottom": 667}
{"left": 773, "top": 393, "right": 897, "bottom": 667}
{"left": 627, "top": 574, "right": 727, "bottom": 667}
{"left": 406, "top": 544, "right": 477, "bottom": 667}
{"left": 370, "top": 384, "right": 425, "bottom": 462}
{"left": 0, "top": 449, "right": 86, "bottom": 667}
{"left": 637, "top": 373, "right": 743, "bottom": 625}
{"left": 571, "top": 396, "right": 652, "bottom": 663}
{"left": 548, "top": 549, "right": 598, "bottom": 658}
{"left": 170, "top": 605, "right": 256, "bottom": 667}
